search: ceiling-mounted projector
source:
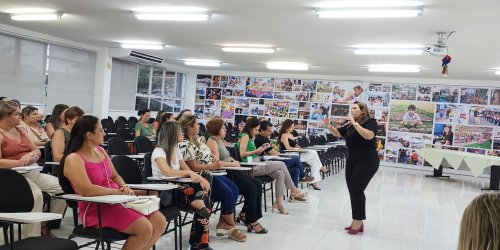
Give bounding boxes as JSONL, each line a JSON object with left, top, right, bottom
{"left": 425, "top": 31, "right": 454, "bottom": 57}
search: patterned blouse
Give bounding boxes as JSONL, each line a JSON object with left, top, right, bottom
{"left": 180, "top": 136, "right": 213, "bottom": 164}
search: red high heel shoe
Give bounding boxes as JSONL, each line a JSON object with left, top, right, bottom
{"left": 347, "top": 223, "right": 364, "bottom": 235}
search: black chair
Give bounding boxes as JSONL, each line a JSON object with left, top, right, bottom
{"left": 114, "top": 119, "right": 127, "bottom": 129}
{"left": 134, "top": 136, "right": 154, "bottom": 154}
{"left": 107, "top": 137, "right": 131, "bottom": 156}
{"left": 0, "top": 169, "right": 78, "bottom": 250}
{"left": 117, "top": 116, "right": 127, "bottom": 124}
{"left": 127, "top": 117, "right": 139, "bottom": 130}
{"left": 116, "top": 128, "right": 134, "bottom": 141}
{"left": 104, "top": 123, "right": 118, "bottom": 134}
{"left": 148, "top": 118, "right": 155, "bottom": 124}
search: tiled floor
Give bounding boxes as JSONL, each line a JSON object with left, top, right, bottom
{"left": 53, "top": 165, "right": 489, "bottom": 250}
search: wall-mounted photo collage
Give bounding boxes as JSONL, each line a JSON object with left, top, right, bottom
{"left": 195, "top": 75, "right": 500, "bottom": 168}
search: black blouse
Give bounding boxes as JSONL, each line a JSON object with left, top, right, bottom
{"left": 279, "top": 136, "right": 297, "bottom": 152}
{"left": 337, "top": 118, "right": 378, "bottom": 150}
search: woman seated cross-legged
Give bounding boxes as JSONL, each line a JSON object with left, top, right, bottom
{"left": 237, "top": 117, "right": 307, "bottom": 215}
{"left": 205, "top": 117, "right": 268, "bottom": 234}
{"left": 152, "top": 120, "right": 213, "bottom": 250}
{"left": 179, "top": 115, "right": 247, "bottom": 242}
{"left": 60, "top": 115, "right": 167, "bottom": 250}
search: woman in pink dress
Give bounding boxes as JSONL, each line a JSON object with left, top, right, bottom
{"left": 60, "top": 115, "right": 167, "bottom": 250}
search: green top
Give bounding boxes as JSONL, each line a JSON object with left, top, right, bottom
{"left": 236, "top": 132, "right": 257, "bottom": 162}
{"left": 60, "top": 128, "right": 71, "bottom": 149}
{"left": 134, "top": 122, "right": 155, "bottom": 137}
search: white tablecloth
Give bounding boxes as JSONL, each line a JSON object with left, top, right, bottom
{"left": 419, "top": 148, "right": 500, "bottom": 177}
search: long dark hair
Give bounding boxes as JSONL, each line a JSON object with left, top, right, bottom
{"left": 279, "top": 119, "right": 294, "bottom": 137}
{"left": 240, "top": 117, "right": 260, "bottom": 139}
{"left": 156, "top": 121, "right": 181, "bottom": 167}
{"left": 58, "top": 115, "right": 99, "bottom": 194}
{"left": 48, "top": 104, "right": 69, "bottom": 130}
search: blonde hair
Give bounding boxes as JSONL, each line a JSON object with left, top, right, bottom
{"left": 458, "top": 193, "right": 500, "bottom": 250}
{"left": 179, "top": 114, "right": 200, "bottom": 147}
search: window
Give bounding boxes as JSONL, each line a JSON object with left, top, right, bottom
{"left": 133, "top": 65, "right": 186, "bottom": 112}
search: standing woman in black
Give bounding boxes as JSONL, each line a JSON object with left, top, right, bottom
{"left": 323, "top": 101, "right": 379, "bottom": 235}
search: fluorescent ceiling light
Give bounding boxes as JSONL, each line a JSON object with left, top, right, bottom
{"left": 368, "top": 64, "right": 420, "bottom": 72}
{"left": 184, "top": 60, "right": 221, "bottom": 67}
{"left": 134, "top": 12, "right": 211, "bottom": 21}
{"left": 316, "top": 9, "right": 422, "bottom": 18}
{"left": 222, "top": 47, "right": 276, "bottom": 53}
{"left": 120, "top": 43, "right": 165, "bottom": 50}
{"left": 354, "top": 48, "right": 423, "bottom": 55}
{"left": 316, "top": 1, "right": 421, "bottom": 8}
{"left": 354, "top": 44, "right": 423, "bottom": 49}
{"left": 495, "top": 70, "right": 500, "bottom": 75}
{"left": 11, "top": 13, "right": 62, "bottom": 21}
{"left": 266, "top": 62, "right": 309, "bottom": 71}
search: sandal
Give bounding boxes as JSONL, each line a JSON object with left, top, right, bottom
{"left": 228, "top": 228, "right": 247, "bottom": 242}
{"left": 216, "top": 226, "right": 235, "bottom": 236}
{"left": 272, "top": 203, "right": 289, "bottom": 215}
{"left": 247, "top": 222, "right": 268, "bottom": 234}
{"left": 235, "top": 213, "right": 246, "bottom": 225}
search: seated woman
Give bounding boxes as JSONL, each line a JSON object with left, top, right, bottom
{"left": 155, "top": 112, "right": 175, "bottom": 141}
{"left": 45, "top": 104, "right": 69, "bottom": 138}
{"left": 152, "top": 111, "right": 164, "bottom": 133}
{"left": 19, "top": 106, "right": 50, "bottom": 146}
{"left": 205, "top": 117, "right": 268, "bottom": 234}
{"left": 52, "top": 106, "right": 84, "bottom": 163}
{"left": 180, "top": 115, "right": 247, "bottom": 242}
{"left": 237, "top": 117, "right": 307, "bottom": 215}
{"left": 60, "top": 115, "right": 167, "bottom": 250}
{"left": 135, "top": 109, "right": 156, "bottom": 139}
{"left": 152, "top": 121, "right": 213, "bottom": 250}
{"left": 458, "top": 193, "right": 500, "bottom": 250}
{"left": 0, "top": 101, "right": 65, "bottom": 238}
{"left": 279, "top": 119, "right": 329, "bottom": 190}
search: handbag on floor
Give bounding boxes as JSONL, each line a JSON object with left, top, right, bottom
{"left": 123, "top": 196, "right": 160, "bottom": 215}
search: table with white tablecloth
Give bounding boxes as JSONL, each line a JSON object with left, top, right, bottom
{"left": 418, "top": 147, "right": 500, "bottom": 190}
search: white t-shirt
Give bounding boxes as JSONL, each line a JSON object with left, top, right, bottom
{"left": 402, "top": 112, "right": 421, "bottom": 123}
{"left": 151, "top": 146, "right": 182, "bottom": 178}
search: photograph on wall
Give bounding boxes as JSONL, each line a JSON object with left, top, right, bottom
{"left": 410, "top": 134, "right": 432, "bottom": 149}
{"left": 491, "top": 89, "right": 500, "bottom": 105}
{"left": 434, "top": 104, "right": 462, "bottom": 124}
{"left": 235, "top": 98, "right": 250, "bottom": 108}
{"left": 308, "top": 128, "right": 326, "bottom": 137}
{"left": 366, "top": 92, "right": 390, "bottom": 107}
{"left": 195, "top": 95, "right": 205, "bottom": 103}
{"left": 294, "top": 120, "right": 308, "bottom": 130}
{"left": 467, "top": 148, "right": 486, "bottom": 155}
{"left": 274, "top": 78, "right": 293, "bottom": 91}
{"left": 416, "top": 86, "right": 432, "bottom": 101}
{"left": 249, "top": 98, "right": 259, "bottom": 105}
{"left": 386, "top": 131, "right": 411, "bottom": 148}
{"left": 377, "top": 123, "right": 387, "bottom": 137}
{"left": 469, "top": 107, "right": 500, "bottom": 126}
{"left": 385, "top": 148, "right": 398, "bottom": 163}
{"left": 232, "top": 90, "right": 245, "bottom": 97}
{"left": 297, "top": 111, "right": 310, "bottom": 120}
{"left": 289, "top": 102, "right": 299, "bottom": 113}
{"left": 196, "top": 87, "right": 206, "bottom": 96}
{"left": 274, "top": 92, "right": 296, "bottom": 100}
{"left": 388, "top": 100, "right": 434, "bottom": 134}
{"left": 221, "top": 89, "right": 233, "bottom": 96}
{"left": 488, "top": 150, "right": 500, "bottom": 156}
{"left": 391, "top": 83, "right": 417, "bottom": 100}
{"left": 331, "top": 104, "right": 350, "bottom": 117}
{"left": 310, "top": 92, "right": 332, "bottom": 103}
{"left": 225, "top": 76, "right": 247, "bottom": 89}
{"left": 249, "top": 105, "right": 265, "bottom": 116}
{"left": 460, "top": 87, "right": 489, "bottom": 105}
{"left": 293, "top": 80, "right": 302, "bottom": 91}
{"left": 308, "top": 121, "right": 326, "bottom": 129}
{"left": 302, "top": 80, "right": 317, "bottom": 92}
{"left": 235, "top": 115, "right": 250, "bottom": 131}
{"left": 310, "top": 103, "right": 330, "bottom": 121}
{"left": 295, "top": 92, "right": 309, "bottom": 101}
{"left": 264, "top": 100, "right": 289, "bottom": 117}
{"left": 203, "top": 100, "right": 221, "bottom": 120}
{"left": 433, "top": 123, "right": 454, "bottom": 146}
{"left": 245, "top": 78, "right": 274, "bottom": 98}
{"left": 332, "top": 82, "right": 364, "bottom": 104}
{"left": 432, "top": 86, "right": 460, "bottom": 103}
{"left": 211, "top": 75, "right": 222, "bottom": 88}
{"left": 398, "top": 148, "right": 423, "bottom": 166}
{"left": 298, "top": 102, "right": 311, "bottom": 111}
{"left": 493, "top": 130, "right": 500, "bottom": 150}
{"left": 196, "top": 74, "right": 212, "bottom": 87}
{"left": 368, "top": 83, "right": 391, "bottom": 92}
{"left": 317, "top": 81, "right": 335, "bottom": 93}
{"left": 194, "top": 104, "right": 204, "bottom": 119}
{"left": 376, "top": 137, "right": 386, "bottom": 160}
{"left": 205, "top": 88, "right": 221, "bottom": 100}
{"left": 453, "top": 125, "right": 493, "bottom": 149}
{"left": 370, "top": 108, "right": 389, "bottom": 122}
{"left": 289, "top": 113, "right": 298, "bottom": 119}
{"left": 221, "top": 97, "right": 235, "bottom": 120}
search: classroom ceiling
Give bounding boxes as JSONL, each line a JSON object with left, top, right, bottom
{"left": 0, "top": 0, "right": 499, "bottom": 81}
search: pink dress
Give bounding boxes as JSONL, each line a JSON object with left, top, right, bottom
{"left": 72, "top": 147, "right": 153, "bottom": 232}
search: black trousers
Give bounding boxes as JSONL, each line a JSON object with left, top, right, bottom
{"left": 345, "top": 149, "right": 379, "bottom": 220}
{"left": 228, "top": 171, "right": 263, "bottom": 224}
